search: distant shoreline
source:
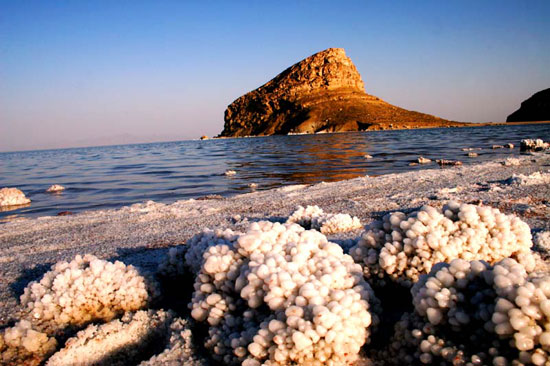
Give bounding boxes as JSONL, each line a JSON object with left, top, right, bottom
{"left": 211, "top": 120, "right": 550, "bottom": 139}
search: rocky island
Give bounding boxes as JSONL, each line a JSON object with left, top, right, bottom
{"left": 507, "top": 88, "right": 550, "bottom": 122}
{"left": 220, "top": 48, "right": 470, "bottom": 137}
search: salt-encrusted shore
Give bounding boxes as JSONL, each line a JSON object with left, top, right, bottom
{"left": 1, "top": 153, "right": 550, "bottom": 365}
{"left": 1, "top": 153, "right": 550, "bottom": 325}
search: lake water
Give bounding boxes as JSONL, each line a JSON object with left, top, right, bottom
{"left": 1, "top": 124, "right": 549, "bottom": 221}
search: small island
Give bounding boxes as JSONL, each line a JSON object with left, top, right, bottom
{"left": 220, "top": 48, "right": 472, "bottom": 137}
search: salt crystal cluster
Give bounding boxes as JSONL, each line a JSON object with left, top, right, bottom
{"left": 350, "top": 202, "right": 534, "bottom": 287}
{"left": 189, "top": 221, "right": 377, "bottom": 366}
{"left": 46, "top": 310, "right": 173, "bottom": 366}
{"left": 0, "top": 187, "right": 31, "bottom": 207}
{"left": 520, "top": 139, "right": 550, "bottom": 152}
{"left": 46, "top": 185, "right": 65, "bottom": 193}
{"left": 535, "top": 232, "right": 550, "bottom": 253}
{"left": 378, "top": 258, "right": 550, "bottom": 366}
{"left": 0, "top": 320, "right": 57, "bottom": 366}
{"left": 287, "top": 205, "right": 362, "bottom": 234}
{"left": 20, "top": 254, "right": 158, "bottom": 335}
{"left": 158, "top": 228, "right": 241, "bottom": 278}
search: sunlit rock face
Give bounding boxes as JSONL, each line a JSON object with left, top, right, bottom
{"left": 507, "top": 88, "right": 550, "bottom": 122}
{"left": 220, "top": 48, "right": 452, "bottom": 137}
{"left": 0, "top": 187, "right": 31, "bottom": 207}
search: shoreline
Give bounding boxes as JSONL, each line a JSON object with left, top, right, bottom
{"left": 1, "top": 153, "right": 549, "bottom": 325}
{"left": 212, "top": 121, "right": 550, "bottom": 139}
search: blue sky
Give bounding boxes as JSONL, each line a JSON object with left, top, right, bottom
{"left": 1, "top": 0, "right": 549, "bottom": 151}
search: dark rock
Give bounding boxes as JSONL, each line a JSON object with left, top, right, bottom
{"left": 220, "top": 48, "right": 458, "bottom": 137}
{"left": 507, "top": 88, "right": 550, "bottom": 122}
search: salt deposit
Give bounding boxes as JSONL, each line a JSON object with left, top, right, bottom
{"left": 20, "top": 254, "right": 158, "bottom": 335}
{"left": 225, "top": 170, "right": 237, "bottom": 176}
{"left": 417, "top": 157, "right": 431, "bottom": 164}
{"left": 139, "top": 317, "right": 206, "bottom": 366}
{"left": 287, "top": 205, "right": 362, "bottom": 234}
{"left": 188, "top": 221, "right": 377, "bottom": 365}
{"left": 46, "top": 185, "right": 65, "bottom": 193}
{"left": 46, "top": 310, "right": 173, "bottom": 366}
{"left": 521, "top": 139, "right": 550, "bottom": 152}
{"left": 0, "top": 320, "right": 57, "bottom": 366}
{"left": 350, "top": 202, "right": 535, "bottom": 287}
{"left": 436, "top": 159, "right": 462, "bottom": 166}
{"left": 0, "top": 187, "right": 31, "bottom": 207}
{"left": 535, "top": 232, "right": 550, "bottom": 252}
{"left": 0, "top": 153, "right": 549, "bottom": 365}
{"left": 376, "top": 258, "right": 550, "bottom": 366}
{"left": 507, "top": 171, "right": 550, "bottom": 186}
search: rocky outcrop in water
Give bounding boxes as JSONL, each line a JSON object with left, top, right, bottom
{"left": 220, "top": 48, "right": 460, "bottom": 137}
{"left": 507, "top": 88, "right": 550, "bottom": 122}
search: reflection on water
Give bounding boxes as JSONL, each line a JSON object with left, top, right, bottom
{"left": 0, "top": 124, "right": 549, "bottom": 220}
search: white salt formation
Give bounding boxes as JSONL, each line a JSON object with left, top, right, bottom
{"left": 0, "top": 320, "right": 57, "bottom": 366}
{"left": 225, "top": 170, "right": 237, "bottom": 176}
{"left": 158, "top": 228, "right": 241, "bottom": 278}
{"left": 46, "top": 310, "right": 173, "bottom": 366}
{"left": 46, "top": 185, "right": 65, "bottom": 193}
{"left": 520, "top": 139, "right": 550, "bottom": 152}
{"left": 535, "top": 231, "right": 550, "bottom": 253}
{"left": 188, "top": 221, "right": 377, "bottom": 366}
{"left": 139, "top": 317, "right": 206, "bottom": 366}
{"left": 378, "top": 258, "right": 550, "bottom": 366}
{"left": 0, "top": 187, "right": 31, "bottom": 206}
{"left": 20, "top": 254, "right": 158, "bottom": 335}
{"left": 417, "top": 157, "right": 431, "bottom": 164}
{"left": 350, "top": 202, "right": 534, "bottom": 287}
{"left": 507, "top": 171, "right": 550, "bottom": 186}
{"left": 287, "top": 205, "right": 362, "bottom": 234}
{"left": 503, "top": 157, "right": 521, "bottom": 166}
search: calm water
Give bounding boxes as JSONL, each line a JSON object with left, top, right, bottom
{"left": 1, "top": 124, "right": 549, "bottom": 221}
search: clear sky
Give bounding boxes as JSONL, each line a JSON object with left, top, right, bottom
{"left": 1, "top": 0, "right": 549, "bottom": 151}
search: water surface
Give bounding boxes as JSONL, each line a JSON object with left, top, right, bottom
{"left": 1, "top": 124, "right": 549, "bottom": 221}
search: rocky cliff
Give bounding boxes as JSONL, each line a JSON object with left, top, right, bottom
{"left": 220, "top": 48, "right": 460, "bottom": 137}
{"left": 507, "top": 88, "right": 550, "bottom": 122}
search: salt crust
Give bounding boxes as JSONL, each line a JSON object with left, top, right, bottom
{"left": 0, "top": 320, "right": 57, "bottom": 366}
{"left": 188, "top": 221, "right": 377, "bottom": 366}
{"left": 20, "top": 254, "right": 158, "bottom": 335}
{"left": 0, "top": 187, "right": 31, "bottom": 207}
{"left": 46, "top": 310, "right": 173, "bottom": 366}
{"left": 287, "top": 205, "right": 362, "bottom": 234}
{"left": 350, "top": 202, "right": 534, "bottom": 287}
{"left": 376, "top": 258, "right": 550, "bottom": 366}
{"left": 46, "top": 185, "right": 65, "bottom": 193}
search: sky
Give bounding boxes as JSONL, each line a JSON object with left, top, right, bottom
{"left": 1, "top": 1, "right": 549, "bottom": 152}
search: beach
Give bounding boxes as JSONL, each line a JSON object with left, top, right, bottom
{"left": 2, "top": 152, "right": 550, "bottom": 327}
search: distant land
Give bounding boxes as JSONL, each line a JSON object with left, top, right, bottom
{"left": 220, "top": 48, "right": 474, "bottom": 137}
{"left": 507, "top": 88, "right": 550, "bottom": 123}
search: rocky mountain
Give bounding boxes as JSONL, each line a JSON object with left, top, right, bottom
{"left": 220, "top": 48, "right": 463, "bottom": 137}
{"left": 507, "top": 88, "right": 550, "bottom": 122}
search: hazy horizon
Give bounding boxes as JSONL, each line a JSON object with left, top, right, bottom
{"left": 2, "top": 1, "right": 549, "bottom": 152}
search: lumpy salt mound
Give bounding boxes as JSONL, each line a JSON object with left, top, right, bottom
{"left": 0, "top": 320, "right": 57, "bottom": 366}
{"left": 376, "top": 258, "right": 550, "bottom": 366}
{"left": 350, "top": 202, "right": 534, "bottom": 287}
{"left": 188, "top": 221, "right": 377, "bottom": 366}
{"left": 46, "top": 310, "right": 173, "bottom": 366}
{"left": 20, "top": 254, "right": 159, "bottom": 335}
{"left": 287, "top": 205, "right": 362, "bottom": 234}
